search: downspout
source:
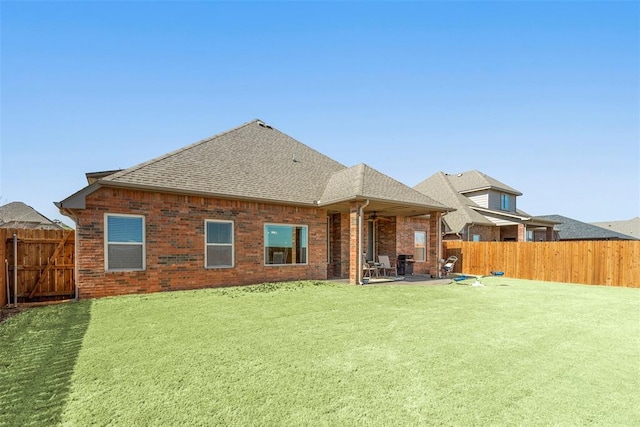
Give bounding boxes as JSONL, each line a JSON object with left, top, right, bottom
{"left": 358, "top": 200, "right": 370, "bottom": 285}
{"left": 438, "top": 211, "right": 447, "bottom": 278}
{"left": 73, "top": 218, "right": 79, "bottom": 301}
{"left": 467, "top": 223, "right": 475, "bottom": 241}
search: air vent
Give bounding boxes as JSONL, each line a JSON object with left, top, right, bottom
{"left": 257, "top": 121, "right": 273, "bottom": 129}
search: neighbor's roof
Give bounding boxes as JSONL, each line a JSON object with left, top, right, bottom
{"left": 60, "top": 120, "right": 450, "bottom": 214}
{"left": 414, "top": 172, "right": 495, "bottom": 233}
{"left": 591, "top": 217, "right": 640, "bottom": 240}
{"left": 441, "top": 170, "right": 522, "bottom": 196}
{"left": 414, "top": 171, "right": 550, "bottom": 234}
{"left": 0, "top": 201, "right": 64, "bottom": 229}
{"left": 536, "top": 214, "right": 638, "bottom": 240}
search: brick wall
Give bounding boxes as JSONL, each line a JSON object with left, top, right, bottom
{"left": 395, "top": 216, "right": 437, "bottom": 276}
{"left": 75, "top": 187, "right": 328, "bottom": 298}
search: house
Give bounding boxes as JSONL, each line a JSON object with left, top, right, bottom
{"left": 0, "top": 201, "right": 67, "bottom": 230}
{"left": 536, "top": 214, "right": 638, "bottom": 241}
{"left": 413, "top": 170, "right": 557, "bottom": 241}
{"left": 591, "top": 217, "right": 640, "bottom": 240}
{"left": 57, "top": 120, "right": 451, "bottom": 299}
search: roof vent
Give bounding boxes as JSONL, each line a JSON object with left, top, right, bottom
{"left": 257, "top": 121, "right": 273, "bottom": 129}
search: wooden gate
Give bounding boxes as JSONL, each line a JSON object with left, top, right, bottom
{"left": 1, "top": 228, "right": 75, "bottom": 305}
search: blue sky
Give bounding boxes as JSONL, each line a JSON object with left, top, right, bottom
{"left": 1, "top": 1, "right": 638, "bottom": 225}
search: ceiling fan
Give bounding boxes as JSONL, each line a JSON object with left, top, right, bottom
{"left": 368, "top": 211, "right": 392, "bottom": 222}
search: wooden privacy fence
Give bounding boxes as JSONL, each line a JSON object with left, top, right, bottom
{"left": 443, "top": 241, "right": 640, "bottom": 288}
{"left": 1, "top": 228, "right": 75, "bottom": 305}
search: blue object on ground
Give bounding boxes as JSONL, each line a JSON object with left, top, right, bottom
{"left": 490, "top": 271, "right": 504, "bottom": 276}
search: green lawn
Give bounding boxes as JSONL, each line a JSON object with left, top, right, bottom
{"left": 1, "top": 278, "right": 639, "bottom": 426}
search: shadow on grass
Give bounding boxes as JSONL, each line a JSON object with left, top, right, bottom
{"left": 0, "top": 300, "right": 92, "bottom": 426}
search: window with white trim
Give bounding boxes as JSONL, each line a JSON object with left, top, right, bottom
{"left": 414, "top": 231, "right": 427, "bottom": 262}
{"left": 265, "top": 224, "right": 308, "bottom": 265}
{"left": 105, "top": 214, "right": 145, "bottom": 271}
{"left": 205, "top": 220, "right": 234, "bottom": 268}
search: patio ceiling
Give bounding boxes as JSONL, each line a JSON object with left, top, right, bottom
{"left": 321, "top": 197, "right": 444, "bottom": 218}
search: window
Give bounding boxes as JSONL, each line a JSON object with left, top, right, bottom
{"left": 206, "top": 220, "right": 234, "bottom": 268}
{"left": 105, "top": 214, "right": 145, "bottom": 271}
{"left": 501, "top": 193, "right": 510, "bottom": 211}
{"left": 265, "top": 224, "right": 308, "bottom": 265}
{"left": 414, "top": 231, "right": 426, "bottom": 262}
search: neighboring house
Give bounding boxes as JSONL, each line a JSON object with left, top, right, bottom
{"left": 57, "top": 119, "right": 451, "bottom": 299}
{"left": 536, "top": 214, "right": 638, "bottom": 241}
{"left": 0, "top": 201, "right": 66, "bottom": 230}
{"left": 591, "top": 217, "right": 640, "bottom": 240}
{"left": 414, "top": 170, "right": 557, "bottom": 241}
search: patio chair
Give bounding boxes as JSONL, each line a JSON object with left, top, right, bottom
{"left": 440, "top": 256, "right": 458, "bottom": 277}
{"left": 377, "top": 255, "right": 397, "bottom": 277}
{"left": 362, "top": 254, "right": 379, "bottom": 278}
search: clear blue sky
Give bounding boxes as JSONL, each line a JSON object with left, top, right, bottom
{"left": 1, "top": 1, "right": 638, "bottom": 225}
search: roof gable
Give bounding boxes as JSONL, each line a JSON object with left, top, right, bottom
{"left": 320, "top": 164, "right": 447, "bottom": 209}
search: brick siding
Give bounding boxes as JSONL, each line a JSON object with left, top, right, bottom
{"left": 76, "top": 187, "right": 328, "bottom": 298}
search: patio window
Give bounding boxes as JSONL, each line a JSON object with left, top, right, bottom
{"left": 265, "top": 224, "right": 308, "bottom": 265}
{"left": 105, "top": 213, "right": 145, "bottom": 271}
{"left": 205, "top": 220, "right": 234, "bottom": 268}
{"left": 414, "top": 231, "right": 426, "bottom": 262}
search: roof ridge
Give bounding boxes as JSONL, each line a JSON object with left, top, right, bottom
{"left": 104, "top": 119, "right": 262, "bottom": 182}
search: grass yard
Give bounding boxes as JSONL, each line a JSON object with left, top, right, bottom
{"left": 1, "top": 278, "right": 639, "bottom": 426}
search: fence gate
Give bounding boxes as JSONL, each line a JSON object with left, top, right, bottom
{"left": 1, "top": 228, "right": 75, "bottom": 304}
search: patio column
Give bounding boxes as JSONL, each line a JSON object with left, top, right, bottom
{"left": 429, "top": 212, "right": 441, "bottom": 277}
{"left": 348, "top": 201, "right": 366, "bottom": 284}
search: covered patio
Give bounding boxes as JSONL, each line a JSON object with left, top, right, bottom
{"left": 317, "top": 164, "right": 452, "bottom": 285}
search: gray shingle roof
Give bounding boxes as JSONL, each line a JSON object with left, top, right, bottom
{"left": 591, "top": 217, "right": 640, "bottom": 240}
{"left": 536, "top": 214, "right": 637, "bottom": 240}
{"left": 103, "top": 120, "right": 346, "bottom": 205}
{"left": 0, "top": 201, "right": 64, "bottom": 229}
{"left": 441, "top": 170, "right": 522, "bottom": 195}
{"left": 320, "top": 164, "right": 447, "bottom": 209}
{"left": 63, "top": 120, "right": 450, "bottom": 214}
{"left": 414, "top": 172, "right": 493, "bottom": 233}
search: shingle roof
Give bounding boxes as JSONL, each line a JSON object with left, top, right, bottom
{"left": 536, "top": 214, "right": 637, "bottom": 240}
{"left": 414, "top": 172, "right": 493, "bottom": 233}
{"left": 0, "top": 201, "right": 63, "bottom": 229}
{"left": 61, "top": 120, "right": 450, "bottom": 214}
{"left": 591, "top": 217, "right": 640, "bottom": 240}
{"left": 441, "top": 170, "right": 522, "bottom": 195}
{"left": 320, "top": 163, "right": 447, "bottom": 209}
{"left": 102, "top": 120, "right": 345, "bottom": 205}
